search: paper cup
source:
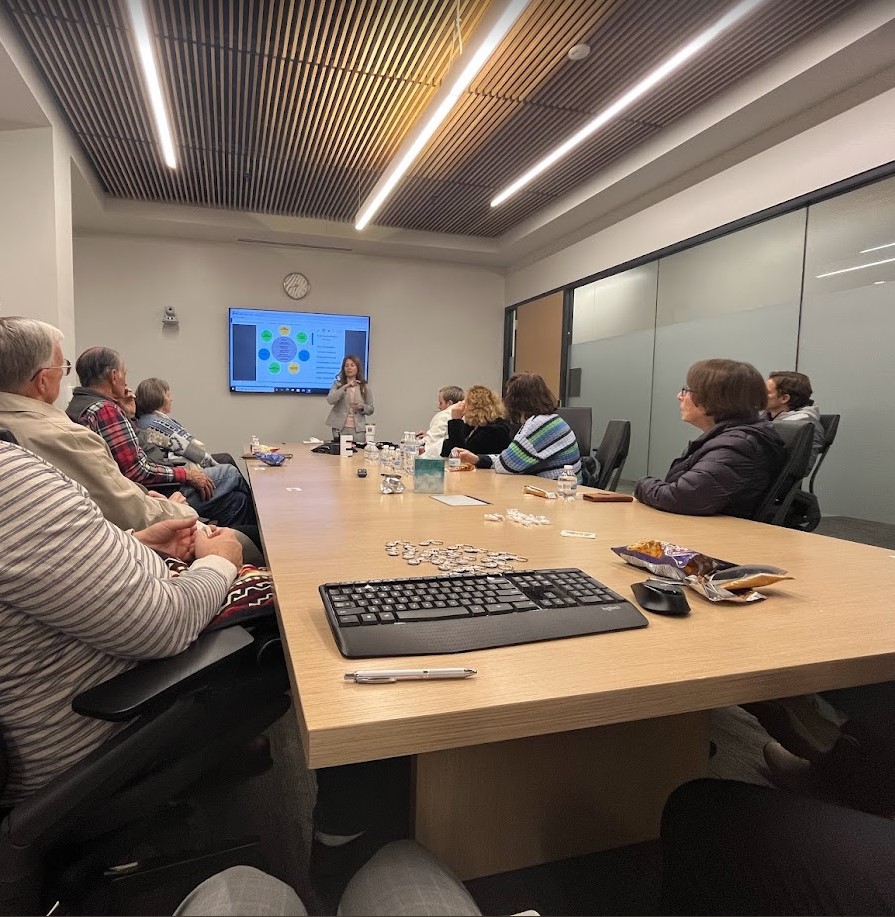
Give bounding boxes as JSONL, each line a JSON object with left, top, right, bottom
{"left": 365, "top": 423, "right": 376, "bottom": 443}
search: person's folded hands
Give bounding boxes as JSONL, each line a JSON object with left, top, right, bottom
{"left": 134, "top": 516, "right": 197, "bottom": 560}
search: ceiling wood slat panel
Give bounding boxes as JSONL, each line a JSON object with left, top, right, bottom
{"left": 5, "top": 0, "right": 862, "bottom": 237}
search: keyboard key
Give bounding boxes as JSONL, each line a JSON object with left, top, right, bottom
{"left": 338, "top": 615, "right": 361, "bottom": 626}
{"left": 360, "top": 613, "right": 379, "bottom": 625}
{"left": 337, "top": 606, "right": 364, "bottom": 616}
{"left": 378, "top": 611, "right": 396, "bottom": 623}
{"left": 393, "top": 606, "right": 470, "bottom": 622}
{"left": 513, "top": 601, "right": 537, "bottom": 611}
{"left": 485, "top": 603, "right": 514, "bottom": 614}
{"left": 468, "top": 604, "right": 488, "bottom": 616}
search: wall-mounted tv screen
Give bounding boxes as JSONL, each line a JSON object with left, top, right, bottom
{"left": 229, "top": 307, "right": 371, "bottom": 394}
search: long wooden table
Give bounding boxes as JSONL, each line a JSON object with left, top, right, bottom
{"left": 248, "top": 447, "right": 895, "bottom": 878}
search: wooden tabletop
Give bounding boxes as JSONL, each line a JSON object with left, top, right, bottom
{"left": 248, "top": 446, "right": 895, "bottom": 768}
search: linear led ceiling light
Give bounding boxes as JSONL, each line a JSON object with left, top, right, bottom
{"left": 816, "top": 256, "right": 895, "bottom": 278}
{"left": 126, "top": 0, "right": 177, "bottom": 168}
{"left": 859, "top": 241, "right": 895, "bottom": 254}
{"left": 491, "top": 0, "right": 767, "bottom": 208}
{"left": 355, "top": 0, "right": 532, "bottom": 231}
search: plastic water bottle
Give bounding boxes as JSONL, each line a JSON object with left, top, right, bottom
{"left": 448, "top": 448, "right": 461, "bottom": 472}
{"left": 402, "top": 432, "right": 417, "bottom": 474}
{"left": 364, "top": 441, "right": 378, "bottom": 465}
{"left": 250, "top": 435, "right": 260, "bottom": 455}
{"left": 379, "top": 445, "right": 390, "bottom": 472}
{"left": 557, "top": 465, "right": 578, "bottom": 501}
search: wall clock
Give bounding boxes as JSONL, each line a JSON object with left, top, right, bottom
{"left": 283, "top": 272, "right": 310, "bottom": 300}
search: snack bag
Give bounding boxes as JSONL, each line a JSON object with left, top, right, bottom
{"left": 256, "top": 451, "right": 286, "bottom": 466}
{"left": 611, "top": 540, "right": 792, "bottom": 603}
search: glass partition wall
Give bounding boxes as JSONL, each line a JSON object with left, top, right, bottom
{"left": 567, "top": 264, "right": 657, "bottom": 479}
{"left": 550, "top": 170, "right": 895, "bottom": 523}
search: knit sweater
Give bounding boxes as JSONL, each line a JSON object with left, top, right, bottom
{"left": 478, "top": 414, "right": 581, "bottom": 480}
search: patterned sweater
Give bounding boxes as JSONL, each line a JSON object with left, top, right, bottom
{"left": 0, "top": 442, "right": 235, "bottom": 804}
{"left": 479, "top": 414, "right": 581, "bottom": 480}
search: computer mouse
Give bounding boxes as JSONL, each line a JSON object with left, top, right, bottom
{"left": 631, "top": 580, "right": 691, "bottom": 616}
{"left": 357, "top": 467, "right": 368, "bottom": 478}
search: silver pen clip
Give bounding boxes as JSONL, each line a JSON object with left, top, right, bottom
{"left": 353, "top": 674, "right": 397, "bottom": 684}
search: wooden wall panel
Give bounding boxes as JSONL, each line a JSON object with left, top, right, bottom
{"left": 512, "top": 290, "right": 564, "bottom": 398}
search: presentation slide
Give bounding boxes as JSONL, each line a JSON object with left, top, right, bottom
{"left": 229, "top": 308, "right": 370, "bottom": 394}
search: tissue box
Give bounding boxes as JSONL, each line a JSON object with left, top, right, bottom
{"left": 413, "top": 456, "right": 445, "bottom": 494}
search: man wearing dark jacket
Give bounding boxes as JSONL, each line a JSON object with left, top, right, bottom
{"left": 635, "top": 359, "right": 785, "bottom": 517}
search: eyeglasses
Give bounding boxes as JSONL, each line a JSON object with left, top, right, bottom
{"left": 30, "top": 359, "right": 72, "bottom": 381}
{"left": 679, "top": 385, "right": 693, "bottom": 397}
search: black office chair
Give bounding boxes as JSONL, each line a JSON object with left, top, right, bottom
{"left": 0, "top": 627, "right": 290, "bottom": 915}
{"left": 783, "top": 413, "right": 840, "bottom": 532}
{"left": 808, "top": 413, "right": 840, "bottom": 495}
{"left": 557, "top": 407, "right": 593, "bottom": 456}
{"left": 593, "top": 420, "right": 631, "bottom": 491}
{"left": 752, "top": 422, "right": 813, "bottom": 526}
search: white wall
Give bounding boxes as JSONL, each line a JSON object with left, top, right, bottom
{"left": 506, "top": 86, "right": 895, "bottom": 304}
{"left": 73, "top": 235, "right": 505, "bottom": 459}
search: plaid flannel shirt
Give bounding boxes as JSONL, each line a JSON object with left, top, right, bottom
{"left": 78, "top": 399, "right": 188, "bottom": 486}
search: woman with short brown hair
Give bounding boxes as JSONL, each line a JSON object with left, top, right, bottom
{"left": 635, "top": 359, "right": 785, "bottom": 517}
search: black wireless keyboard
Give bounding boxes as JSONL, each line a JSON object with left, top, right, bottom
{"left": 320, "top": 568, "right": 648, "bottom": 658}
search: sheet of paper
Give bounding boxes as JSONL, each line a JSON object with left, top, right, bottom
{"left": 430, "top": 494, "right": 490, "bottom": 506}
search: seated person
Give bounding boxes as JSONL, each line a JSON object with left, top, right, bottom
{"left": 757, "top": 681, "right": 895, "bottom": 819}
{"left": 0, "top": 318, "right": 264, "bottom": 567}
{"left": 419, "top": 385, "right": 463, "bottom": 458}
{"left": 0, "top": 317, "right": 196, "bottom": 530}
{"left": 134, "top": 377, "right": 220, "bottom": 467}
{"left": 635, "top": 359, "right": 785, "bottom": 517}
{"left": 455, "top": 373, "right": 580, "bottom": 479}
{"left": 766, "top": 370, "right": 825, "bottom": 469}
{"left": 439, "top": 384, "right": 513, "bottom": 457}
{"left": 67, "top": 347, "right": 256, "bottom": 527}
{"left": 0, "top": 439, "right": 242, "bottom": 805}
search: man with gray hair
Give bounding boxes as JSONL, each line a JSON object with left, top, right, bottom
{"left": 419, "top": 385, "right": 464, "bottom": 458}
{"left": 66, "top": 346, "right": 256, "bottom": 528}
{"left": 0, "top": 317, "right": 224, "bottom": 533}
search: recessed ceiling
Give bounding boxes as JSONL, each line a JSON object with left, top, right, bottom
{"left": 6, "top": 0, "right": 864, "bottom": 238}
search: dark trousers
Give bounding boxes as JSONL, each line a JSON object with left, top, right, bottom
{"left": 185, "top": 481, "right": 258, "bottom": 528}
{"left": 660, "top": 778, "right": 895, "bottom": 915}
{"left": 313, "top": 757, "right": 411, "bottom": 838}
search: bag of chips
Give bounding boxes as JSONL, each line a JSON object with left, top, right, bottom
{"left": 611, "top": 540, "right": 793, "bottom": 603}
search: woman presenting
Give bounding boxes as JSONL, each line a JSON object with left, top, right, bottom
{"left": 325, "top": 355, "right": 374, "bottom": 443}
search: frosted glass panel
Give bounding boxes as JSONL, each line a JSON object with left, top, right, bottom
{"left": 648, "top": 211, "right": 804, "bottom": 477}
{"left": 798, "top": 174, "right": 895, "bottom": 523}
{"left": 568, "top": 264, "right": 656, "bottom": 479}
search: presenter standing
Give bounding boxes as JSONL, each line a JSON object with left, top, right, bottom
{"left": 325, "top": 355, "right": 374, "bottom": 443}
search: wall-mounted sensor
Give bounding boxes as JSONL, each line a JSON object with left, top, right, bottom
{"left": 163, "top": 306, "right": 179, "bottom": 326}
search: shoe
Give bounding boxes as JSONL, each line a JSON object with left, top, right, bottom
{"left": 762, "top": 740, "right": 843, "bottom": 806}
{"left": 746, "top": 698, "right": 840, "bottom": 763}
{"left": 309, "top": 832, "right": 381, "bottom": 909}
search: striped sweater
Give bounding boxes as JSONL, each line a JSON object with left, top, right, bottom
{"left": 480, "top": 414, "right": 581, "bottom": 480}
{"left": 0, "top": 442, "right": 236, "bottom": 805}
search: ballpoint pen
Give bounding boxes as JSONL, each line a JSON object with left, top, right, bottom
{"left": 344, "top": 668, "right": 477, "bottom": 684}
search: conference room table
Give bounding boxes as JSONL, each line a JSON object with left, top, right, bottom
{"left": 247, "top": 446, "right": 895, "bottom": 879}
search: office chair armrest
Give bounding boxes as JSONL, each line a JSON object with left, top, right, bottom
{"left": 72, "top": 627, "right": 254, "bottom": 722}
